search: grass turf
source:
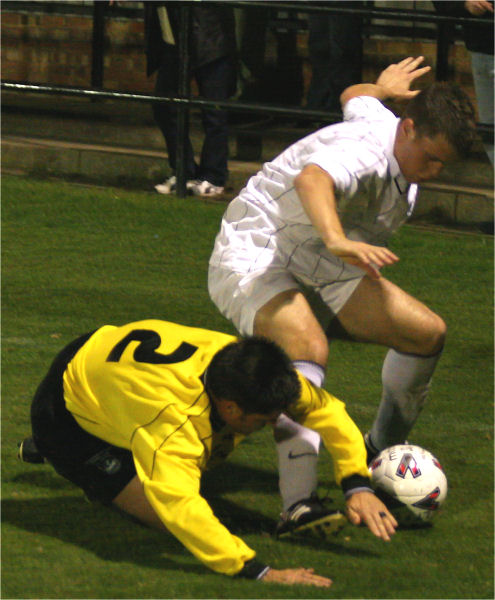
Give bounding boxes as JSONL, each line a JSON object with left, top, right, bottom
{"left": 2, "top": 174, "right": 493, "bottom": 599}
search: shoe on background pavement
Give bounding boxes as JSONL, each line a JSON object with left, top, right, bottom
{"left": 188, "top": 180, "right": 224, "bottom": 197}
{"left": 155, "top": 175, "right": 177, "bottom": 194}
{"left": 155, "top": 176, "right": 199, "bottom": 195}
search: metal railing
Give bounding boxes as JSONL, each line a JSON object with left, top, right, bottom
{"left": 1, "top": 1, "right": 493, "bottom": 196}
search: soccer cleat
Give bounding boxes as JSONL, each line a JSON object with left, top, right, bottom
{"left": 18, "top": 437, "right": 45, "bottom": 464}
{"left": 188, "top": 180, "right": 224, "bottom": 197}
{"left": 275, "top": 493, "right": 347, "bottom": 539}
{"left": 364, "top": 433, "right": 410, "bottom": 465}
{"left": 364, "top": 432, "right": 380, "bottom": 465}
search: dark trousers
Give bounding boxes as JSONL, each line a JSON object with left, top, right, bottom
{"left": 31, "top": 332, "right": 136, "bottom": 504}
{"left": 306, "top": 13, "right": 363, "bottom": 113}
{"left": 153, "top": 55, "right": 235, "bottom": 186}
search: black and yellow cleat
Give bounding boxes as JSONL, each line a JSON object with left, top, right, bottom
{"left": 275, "top": 493, "right": 347, "bottom": 539}
{"left": 18, "top": 437, "right": 45, "bottom": 464}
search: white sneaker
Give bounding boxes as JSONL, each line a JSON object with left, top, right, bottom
{"left": 154, "top": 175, "right": 177, "bottom": 194}
{"left": 155, "top": 176, "right": 199, "bottom": 195}
{"left": 188, "top": 180, "right": 225, "bottom": 197}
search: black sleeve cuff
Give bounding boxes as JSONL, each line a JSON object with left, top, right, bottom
{"left": 235, "top": 559, "right": 270, "bottom": 579}
{"left": 341, "top": 474, "right": 373, "bottom": 495}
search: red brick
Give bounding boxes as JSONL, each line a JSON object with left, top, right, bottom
{"left": 66, "top": 16, "right": 93, "bottom": 30}
{"left": 39, "top": 14, "right": 66, "bottom": 28}
{"left": 1, "top": 11, "right": 23, "bottom": 26}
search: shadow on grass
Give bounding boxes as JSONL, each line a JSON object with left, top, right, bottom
{"left": 5, "top": 461, "right": 370, "bottom": 563}
{"left": 200, "top": 461, "right": 279, "bottom": 496}
{"left": 3, "top": 463, "right": 282, "bottom": 571}
{"left": 1, "top": 494, "right": 208, "bottom": 573}
{"left": 11, "top": 460, "right": 280, "bottom": 497}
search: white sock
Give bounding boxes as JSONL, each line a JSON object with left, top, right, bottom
{"left": 275, "top": 361, "right": 324, "bottom": 512}
{"left": 292, "top": 360, "right": 326, "bottom": 388}
{"left": 369, "top": 348, "right": 442, "bottom": 451}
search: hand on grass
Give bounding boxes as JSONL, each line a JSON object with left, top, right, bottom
{"left": 262, "top": 567, "right": 332, "bottom": 587}
{"left": 346, "top": 491, "right": 398, "bottom": 541}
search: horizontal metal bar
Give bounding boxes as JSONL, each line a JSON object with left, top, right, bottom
{"left": 0, "top": 80, "right": 342, "bottom": 121}
{"left": 217, "top": 1, "right": 491, "bottom": 25}
{"left": 1, "top": 0, "right": 490, "bottom": 26}
{"left": 0, "top": 1, "right": 142, "bottom": 20}
{"left": 3, "top": 80, "right": 492, "bottom": 136}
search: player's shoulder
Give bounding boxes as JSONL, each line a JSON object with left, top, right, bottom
{"left": 343, "top": 96, "right": 397, "bottom": 124}
{"left": 92, "top": 319, "right": 236, "bottom": 356}
{"left": 127, "top": 319, "right": 235, "bottom": 345}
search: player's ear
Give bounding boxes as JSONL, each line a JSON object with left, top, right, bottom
{"left": 215, "top": 398, "right": 242, "bottom": 419}
{"left": 228, "top": 402, "right": 242, "bottom": 417}
{"left": 401, "top": 118, "right": 416, "bottom": 140}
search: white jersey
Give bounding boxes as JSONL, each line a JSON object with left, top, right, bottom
{"left": 238, "top": 95, "right": 417, "bottom": 245}
{"left": 209, "top": 96, "right": 418, "bottom": 335}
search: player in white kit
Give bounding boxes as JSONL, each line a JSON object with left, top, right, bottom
{"left": 209, "top": 57, "right": 476, "bottom": 536}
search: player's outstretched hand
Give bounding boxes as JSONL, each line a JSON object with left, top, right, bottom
{"left": 464, "top": 0, "right": 494, "bottom": 16}
{"left": 326, "top": 238, "right": 399, "bottom": 279}
{"left": 346, "top": 491, "right": 398, "bottom": 541}
{"left": 263, "top": 567, "right": 332, "bottom": 587}
{"left": 376, "top": 56, "right": 431, "bottom": 101}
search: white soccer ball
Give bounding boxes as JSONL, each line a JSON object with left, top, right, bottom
{"left": 369, "top": 444, "right": 448, "bottom": 525}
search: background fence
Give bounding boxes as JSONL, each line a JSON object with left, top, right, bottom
{"left": 1, "top": 0, "right": 493, "bottom": 195}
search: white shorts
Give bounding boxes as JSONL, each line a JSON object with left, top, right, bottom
{"left": 208, "top": 197, "right": 365, "bottom": 336}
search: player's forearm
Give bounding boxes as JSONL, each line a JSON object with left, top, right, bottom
{"left": 294, "top": 165, "right": 346, "bottom": 248}
{"left": 143, "top": 478, "right": 257, "bottom": 575}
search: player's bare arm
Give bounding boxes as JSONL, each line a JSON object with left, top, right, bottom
{"left": 263, "top": 567, "right": 332, "bottom": 587}
{"left": 346, "top": 491, "right": 398, "bottom": 542}
{"left": 294, "top": 164, "right": 399, "bottom": 279}
{"left": 340, "top": 56, "right": 431, "bottom": 107}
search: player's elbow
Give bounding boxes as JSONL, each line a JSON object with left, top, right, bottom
{"left": 340, "top": 83, "right": 363, "bottom": 108}
{"left": 340, "top": 88, "right": 353, "bottom": 108}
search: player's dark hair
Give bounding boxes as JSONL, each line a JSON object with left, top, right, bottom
{"left": 402, "top": 82, "right": 476, "bottom": 158}
{"left": 206, "top": 337, "right": 301, "bottom": 414}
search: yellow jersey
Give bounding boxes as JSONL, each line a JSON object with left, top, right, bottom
{"left": 63, "top": 319, "right": 368, "bottom": 575}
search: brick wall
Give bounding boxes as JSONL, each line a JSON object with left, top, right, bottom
{"left": 1, "top": 8, "right": 477, "bottom": 110}
{"left": 1, "top": 10, "right": 152, "bottom": 92}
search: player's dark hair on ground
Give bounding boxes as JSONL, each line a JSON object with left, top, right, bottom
{"left": 402, "top": 82, "right": 476, "bottom": 158}
{"left": 206, "top": 337, "right": 301, "bottom": 414}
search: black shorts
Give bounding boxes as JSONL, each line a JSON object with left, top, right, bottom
{"left": 30, "top": 332, "right": 136, "bottom": 505}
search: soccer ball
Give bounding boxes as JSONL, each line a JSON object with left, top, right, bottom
{"left": 369, "top": 444, "right": 448, "bottom": 525}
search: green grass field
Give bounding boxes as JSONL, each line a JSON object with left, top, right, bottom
{"left": 2, "top": 174, "right": 493, "bottom": 599}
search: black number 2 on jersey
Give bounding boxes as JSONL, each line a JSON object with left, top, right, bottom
{"left": 106, "top": 329, "right": 198, "bottom": 364}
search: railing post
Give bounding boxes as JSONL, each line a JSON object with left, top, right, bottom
{"left": 436, "top": 21, "right": 453, "bottom": 82}
{"left": 175, "top": 4, "right": 191, "bottom": 198}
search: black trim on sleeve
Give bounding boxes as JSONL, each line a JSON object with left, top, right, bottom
{"left": 235, "top": 559, "right": 270, "bottom": 579}
{"left": 341, "top": 474, "right": 373, "bottom": 495}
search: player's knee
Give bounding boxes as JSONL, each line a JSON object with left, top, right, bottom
{"left": 422, "top": 314, "right": 447, "bottom": 356}
{"left": 298, "top": 334, "right": 329, "bottom": 366}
